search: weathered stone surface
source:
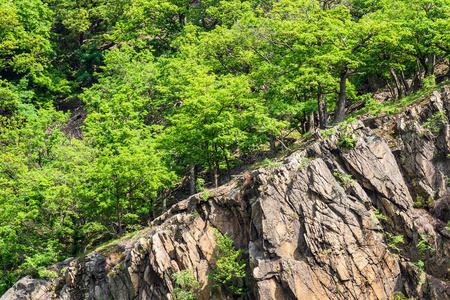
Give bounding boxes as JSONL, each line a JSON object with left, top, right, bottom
{"left": 0, "top": 276, "right": 52, "bottom": 300}
{"left": 2, "top": 87, "right": 450, "bottom": 300}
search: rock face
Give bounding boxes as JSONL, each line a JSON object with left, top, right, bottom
{"left": 2, "top": 87, "right": 450, "bottom": 300}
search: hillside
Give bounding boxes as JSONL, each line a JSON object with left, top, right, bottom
{"left": 2, "top": 86, "right": 449, "bottom": 300}
{"left": 2, "top": 0, "right": 450, "bottom": 297}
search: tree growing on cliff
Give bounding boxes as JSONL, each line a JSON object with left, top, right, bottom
{"left": 209, "top": 228, "right": 247, "bottom": 296}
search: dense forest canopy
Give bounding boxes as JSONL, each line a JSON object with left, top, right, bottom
{"left": 1, "top": 0, "right": 449, "bottom": 293}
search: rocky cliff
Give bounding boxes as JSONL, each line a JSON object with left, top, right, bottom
{"left": 2, "top": 87, "right": 450, "bottom": 300}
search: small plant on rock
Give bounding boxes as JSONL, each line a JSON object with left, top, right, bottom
{"left": 413, "top": 260, "right": 425, "bottom": 272}
{"left": 390, "top": 291, "right": 415, "bottom": 300}
{"left": 413, "top": 195, "right": 435, "bottom": 209}
{"left": 171, "top": 269, "right": 199, "bottom": 300}
{"left": 298, "top": 157, "right": 309, "bottom": 170}
{"left": 422, "top": 111, "right": 447, "bottom": 133}
{"left": 333, "top": 170, "right": 356, "bottom": 187}
{"left": 385, "top": 232, "right": 404, "bottom": 253}
{"left": 444, "top": 175, "right": 450, "bottom": 187}
{"left": 196, "top": 178, "right": 206, "bottom": 192}
{"left": 338, "top": 136, "right": 357, "bottom": 149}
{"left": 417, "top": 234, "right": 435, "bottom": 257}
{"left": 373, "top": 208, "right": 387, "bottom": 221}
{"left": 201, "top": 191, "right": 211, "bottom": 201}
{"left": 338, "top": 122, "right": 358, "bottom": 149}
{"left": 320, "top": 128, "right": 337, "bottom": 138}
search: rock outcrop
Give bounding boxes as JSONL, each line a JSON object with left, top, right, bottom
{"left": 2, "top": 87, "right": 450, "bottom": 300}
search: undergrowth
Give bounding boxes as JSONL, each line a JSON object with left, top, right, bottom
{"left": 347, "top": 80, "right": 450, "bottom": 119}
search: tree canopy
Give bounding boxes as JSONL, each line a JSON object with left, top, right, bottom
{"left": 1, "top": 0, "right": 450, "bottom": 293}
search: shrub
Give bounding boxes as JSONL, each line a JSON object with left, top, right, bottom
{"left": 209, "top": 228, "right": 247, "bottom": 296}
{"left": 171, "top": 269, "right": 199, "bottom": 300}
{"left": 338, "top": 136, "right": 357, "bottom": 149}
{"left": 423, "top": 75, "right": 436, "bottom": 89}
{"left": 196, "top": 178, "right": 206, "bottom": 192}
{"left": 320, "top": 128, "right": 337, "bottom": 138}
{"left": 413, "top": 195, "right": 435, "bottom": 209}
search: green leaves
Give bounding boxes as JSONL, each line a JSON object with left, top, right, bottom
{"left": 209, "top": 228, "right": 247, "bottom": 296}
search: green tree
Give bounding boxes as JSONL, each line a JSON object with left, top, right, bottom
{"left": 0, "top": 108, "right": 91, "bottom": 293}
{"left": 82, "top": 45, "right": 175, "bottom": 233}
{"left": 209, "top": 228, "right": 247, "bottom": 296}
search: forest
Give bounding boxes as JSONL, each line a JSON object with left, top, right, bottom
{"left": 1, "top": 0, "right": 449, "bottom": 293}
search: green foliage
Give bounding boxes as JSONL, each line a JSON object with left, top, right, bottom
{"left": 423, "top": 75, "right": 436, "bottom": 89}
{"left": 209, "top": 228, "right": 247, "bottom": 296}
{"left": 374, "top": 209, "right": 387, "bottom": 221}
{"left": 385, "top": 232, "right": 404, "bottom": 253}
{"left": 261, "top": 158, "right": 283, "bottom": 169}
{"left": 390, "top": 291, "right": 415, "bottom": 300}
{"left": 333, "top": 170, "right": 356, "bottom": 187}
{"left": 201, "top": 191, "right": 211, "bottom": 201}
{"left": 422, "top": 111, "right": 447, "bottom": 133}
{"left": 338, "top": 123, "right": 357, "bottom": 149}
{"left": 413, "top": 260, "right": 425, "bottom": 272}
{"left": 413, "top": 196, "right": 435, "bottom": 209}
{"left": 2, "top": 0, "right": 450, "bottom": 293}
{"left": 171, "top": 269, "right": 199, "bottom": 300}
{"left": 0, "top": 108, "right": 88, "bottom": 292}
{"left": 298, "top": 157, "right": 309, "bottom": 170}
{"left": 417, "top": 234, "right": 435, "bottom": 257}
{"left": 320, "top": 128, "right": 338, "bottom": 138}
{"left": 338, "top": 136, "right": 357, "bottom": 149}
{"left": 196, "top": 178, "right": 206, "bottom": 192}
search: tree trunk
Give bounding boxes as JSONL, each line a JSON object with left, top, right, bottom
{"left": 269, "top": 135, "right": 276, "bottom": 156}
{"left": 213, "top": 160, "right": 218, "bottom": 188}
{"left": 318, "top": 94, "right": 328, "bottom": 129}
{"left": 213, "top": 145, "right": 219, "bottom": 188}
{"left": 117, "top": 193, "right": 122, "bottom": 235}
{"left": 419, "top": 56, "right": 429, "bottom": 77}
{"left": 390, "top": 68, "right": 403, "bottom": 99}
{"left": 207, "top": 156, "right": 214, "bottom": 187}
{"left": 430, "top": 55, "right": 436, "bottom": 75}
{"left": 335, "top": 71, "right": 347, "bottom": 123}
{"left": 412, "top": 60, "right": 422, "bottom": 92}
{"left": 150, "top": 198, "right": 155, "bottom": 220}
{"left": 386, "top": 79, "right": 396, "bottom": 99}
{"left": 128, "top": 187, "right": 134, "bottom": 225}
{"left": 308, "top": 112, "right": 315, "bottom": 131}
{"left": 224, "top": 153, "right": 231, "bottom": 182}
{"left": 400, "top": 69, "right": 411, "bottom": 96}
{"left": 189, "top": 162, "right": 195, "bottom": 195}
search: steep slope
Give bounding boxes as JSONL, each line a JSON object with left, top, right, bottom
{"left": 2, "top": 87, "right": 450, "bottom": 300}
